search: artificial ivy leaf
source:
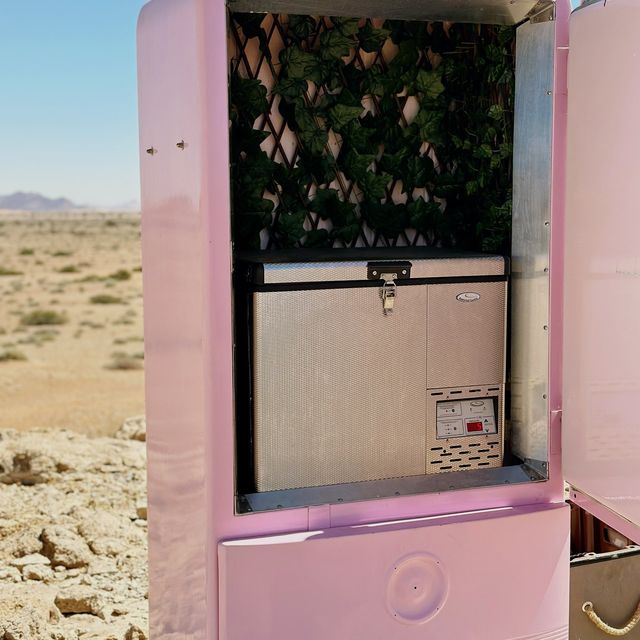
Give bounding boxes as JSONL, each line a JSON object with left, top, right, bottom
{"left": 310, "top": 188, "right": 341, "bottom": 217}
{"left": 288, "top": 15, "right": 317, "bottom": 40}
{"left": 362, "top": 201, "right": 408, "bottom": 238}
{"left": 358, "top": 22, "right": 391, "bottom": 53}
{"left": 230, "top": 76, "right": 268, "bottom": 124}
{"left": 359, "top": 172, "right": 390, "bottom": 200}
{"left": 331, "top": 17, "right": 361, "bottom": 36}
{"left": 328, "top": 103, "right": 363, "bottom": 133}
{"left": 303, "top": 228, "right": 331, "bottom": 247}
{"left": 233, "top": 14, "right": 271, "bottom": 59}
{"left": 280, "top": 46, "right": 322, "bottom": 82}
{"left": 233, "top": 211, "right": 270, "bottom": 250}
{"left": 402, "top": 155, "right": 435, "bottom": 193}
{"left": 432, "top": 173, "right": 463, "bottom": 198}
{"left": 294, "top": 104, "right": 328, "bottom": 156}
{"left": 487, "top": 104, "right": 504, "bottom": 120}
{"left": 473, "top": 144, "right": 494, "bottom": 160}
{"left": 273, "top": 77, "right": 308, "bottom": 100}
{"left": 361, "top": 66, "right": 388, "bottom": 97}
{"left": 342, "top": 121, "right": 377, "bottom": 154}
{"left": 414, "top": 69, "right": 444, "bottom": 100}
{"left": 231, "top": 125, "right": 270, "bottom": 155}
{"left": 342, "top": 150, "right": 375, "bottom": 182}
{"left": 378, "top": 147, "right": 410, "bottom": 180}
{"left": 407, "top": 196, "right": 442, "bottom": 233}
{"left": 299, "top": 126, "right": 329, "bottom": 156}
{"left": 276, "top": 209, "right": 307, "bottom": 247}
{"left": 412, "top": 108, "right": 444, "bottom": 143}
{"left": 297, "top": 151, "right": 336, "bottom": 185}
{"left": 319, "top": 29, "right": 354, "bottom": 61}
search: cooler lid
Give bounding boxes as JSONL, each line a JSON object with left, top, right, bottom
{"left": 563, "top": 0, "right": 640, "bottom": 543}
{"left": 236, "top": 248, "right": 508, "bottom": 285}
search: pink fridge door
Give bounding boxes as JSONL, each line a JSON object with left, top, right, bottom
{"left": 219, "top": 503, "right": 570, "bottom": 640}
{"left": 564, "top": 0, "right": 640, "bottom": 543}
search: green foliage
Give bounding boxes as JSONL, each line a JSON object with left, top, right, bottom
{"left": 229, "top": 15, "right": 514, "bottom": 252}
{"left": 20, "top": 310, "right": 67, "bottom": 326}
{"left": 89, "top": 294, "right": 124, "bottom": 305}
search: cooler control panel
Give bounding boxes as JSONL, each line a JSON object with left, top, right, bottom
{"left": 436, "top": 398, "right": 498, "bottom": 439}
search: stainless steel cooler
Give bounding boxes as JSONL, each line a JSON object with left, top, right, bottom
{"left": 236, "top": 250, "right": 508, "bottom": 492}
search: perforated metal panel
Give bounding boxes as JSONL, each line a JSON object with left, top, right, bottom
{"left": 253, "top": 284, "right": 428, "bottom": 491}
{"left": 426, "top": 280, "right": 506, "bottom": 389}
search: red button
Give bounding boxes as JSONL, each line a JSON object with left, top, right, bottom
{"left": 466, "top": 421, "right": 483, "bottom": 433}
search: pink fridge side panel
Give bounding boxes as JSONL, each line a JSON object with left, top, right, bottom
{"left": 219, "top": 504, "right": 570, "bottom": 640}
{"left": 563, "top": 0, "right": 640, "bottom": 540}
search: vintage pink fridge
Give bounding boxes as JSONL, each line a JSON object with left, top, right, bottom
{"left": 137, "top": 0, "right": 640, "bottom": 638}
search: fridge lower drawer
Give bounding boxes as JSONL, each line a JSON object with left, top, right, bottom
{"left": 219, "top": 503, "right": 570, "bottom": 640}
{"left": 570, "top": 548, "right": 640, "bottom": 639}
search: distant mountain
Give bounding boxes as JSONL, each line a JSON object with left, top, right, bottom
{"left": 0, "top": 191, "right": 83, "bottom": 212}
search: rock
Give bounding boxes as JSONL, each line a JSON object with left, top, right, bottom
{"left": 55, "top": 586, "right": 106, "bottom": 619}
{"left": 41, "top": 526, "right": 93, "bottom": 569}
{"left": 115, "top": 417, "right": 146, "bottom": 443}
{"left": 10, "top": 552, "right": 51, "bottom": 568}
{"left": 135, "top": 505, "right": 147, "bottom": 521}
{"left": 124, "top": 624, "right": 147, "bottom": 640}
{"left": 88, "top": 557, "right": 118, "bottom": 576}
{"left": 0, "top": 566, "right": 22, "bottom": 582}
{"left": 0, "top": 584, "right": 60, "bottom": 639}
{"left": 23, "top": 563, "right": 54, "bottom": 581}
{"left": 75, "top": 510, "right": 143, "bottom": 559}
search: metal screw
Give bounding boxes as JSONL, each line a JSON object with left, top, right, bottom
{"left": 145, "top": 147, "right": 157, "bottom": 155}
{"left": 544, "top": 221, "right": 550, "bottom": 226}
{"left": 547, "top": 90, "right": 553, "bottom": 96}
{"left": 372, "top": 270, "right": 377, "bottom": 276}
{"left": 543, "top": 325, "right": 548, "bottom": 331}
{"left": 544, "top": 267, "right": 549, "bottom": 273}
{"left": 176, "top": 140, "right": 186, "bottom": 150}
{"left": 402, "top": 269, "right": 407, "bottom": 275}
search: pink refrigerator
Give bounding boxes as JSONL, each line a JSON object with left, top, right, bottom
{"left": 136, "top": 0, "right": 640, "bottom": 638}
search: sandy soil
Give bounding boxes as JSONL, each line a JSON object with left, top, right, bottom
{"left": 0, "top": 212, "right": 144, "bottom": 437}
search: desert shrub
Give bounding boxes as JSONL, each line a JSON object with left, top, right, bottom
{"left": 90, "top": 294, "right": 123, "bottom": 305}
{"left": 0, "top": 349, "right": 27, "bottom": 362}
{"left": 52, "top": 250, "right": 73, "bottom": 257}
{"left": 0, "top": 267, "right": 23, "bottom": 276}
{"left": 106, "top": 352, "right": 143, "bottom": 370}
{"left": 20, "top": 309, "right": 68, "bottom": 326}
{"left": 108, "top": 269, "right": 131, "bottom": 281}
{"left": 58, "top": 265, "right": 79, "bottom": 274}
{"left": 19, "top": 248, "right": 34, "bottom": 256}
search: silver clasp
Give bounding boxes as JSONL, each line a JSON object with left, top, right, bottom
{"left": 380, "top": 272, "right": 397, "bottom": 315}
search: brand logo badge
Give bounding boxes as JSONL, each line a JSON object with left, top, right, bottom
{"left": 456, "top": 292, "right": 481, "bottom": 302}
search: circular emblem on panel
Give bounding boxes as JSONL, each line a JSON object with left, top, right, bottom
{"left": 386, "top": 554, "right": 449, "bottom": 625}
{"left": 456, "top": 292, "right": 481, "bottom": 302}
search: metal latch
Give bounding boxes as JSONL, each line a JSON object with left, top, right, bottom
{"left": 380, "top": 273, "right": 397, "bottom": 315}
{"left": 367, "top": 261, "right": 412, "bottom": 316}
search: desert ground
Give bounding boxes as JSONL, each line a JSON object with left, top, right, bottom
{"left": 0, "top": 212, "right": 148, "bottom": 639}
{"left": 0, "top": 212, "right": 145, "bottom": 437}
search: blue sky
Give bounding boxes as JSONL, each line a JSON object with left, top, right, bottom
{"left": 0, "top": 1, "right": 148, "bottom": 208}
{"left": 0, "top": 0, "right": 583, "bottom": 208}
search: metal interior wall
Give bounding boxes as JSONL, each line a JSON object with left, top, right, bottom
{"left": 509, "top": 18, "right": 554, "bottom": 465}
